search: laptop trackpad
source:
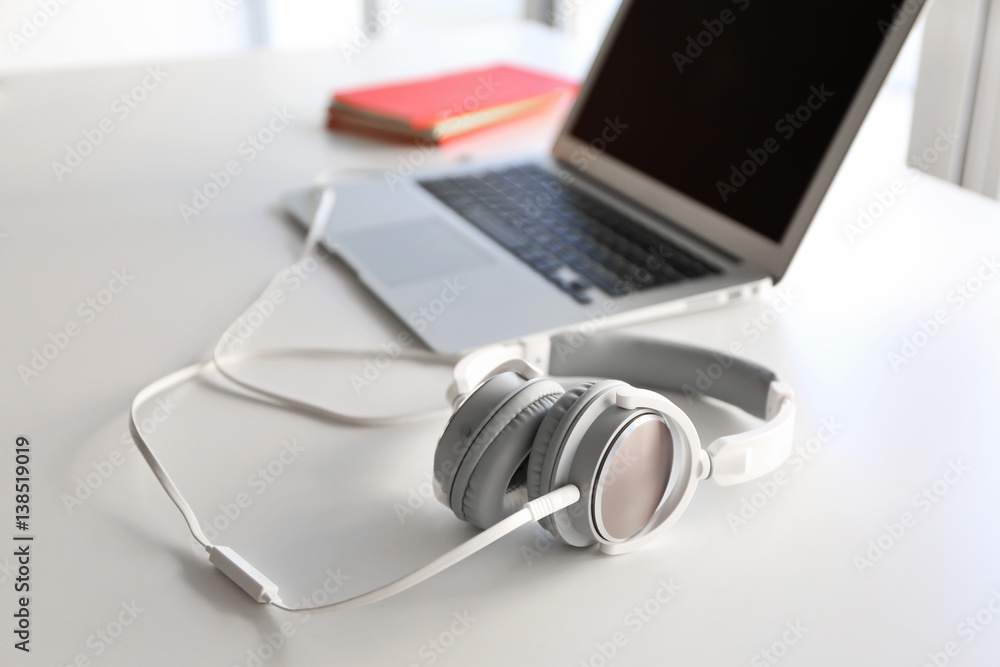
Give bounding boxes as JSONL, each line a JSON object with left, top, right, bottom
{"left": 339, "top": 218, "right": 493, "bottom": 286}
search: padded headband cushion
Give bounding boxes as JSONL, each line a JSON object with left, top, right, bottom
{"left": 437, "top": 377, "right": 563, "bottom": 526}
{"left": 547, "top": 332, "right": 777, "bottom": 419}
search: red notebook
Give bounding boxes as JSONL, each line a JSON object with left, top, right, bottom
{"left": 327, "top": 63, "right": 577, "bottom": 144}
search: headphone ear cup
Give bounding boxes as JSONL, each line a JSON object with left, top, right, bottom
{"left": 527, "top": 382, "right": 596, "bottom": 534}
{"left": 435, "top": 372, "right": 528, "bottom": 508}
{"left": 459, "top": 390, "right": 561, "bottom": 529}
{"left": 435, "top": 375, "right": 563, "bottom": 528}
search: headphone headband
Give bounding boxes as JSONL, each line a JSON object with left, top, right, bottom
{"left": 449, "top": 332, "right": 795, "bottom": 487}
{"left": 547, "top": 332, "right": 777, "bottom": 419}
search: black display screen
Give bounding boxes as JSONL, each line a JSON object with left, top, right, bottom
{"left": 570, "top": 0, "right": 907, "bottom": 242}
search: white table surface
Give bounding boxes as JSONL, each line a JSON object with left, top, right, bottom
{"left": 2, "top": 21, "right": 1000, "bottom": 667}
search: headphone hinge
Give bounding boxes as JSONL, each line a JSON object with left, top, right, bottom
{"left": 766, "top": 381, "right": 795, "bottom": 420}
{"left": 516, "top": 335, "right": 551, "bottom": 374}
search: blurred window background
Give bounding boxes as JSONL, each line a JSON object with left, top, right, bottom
{"left": 13, "top": 0, "right": 997, "bottom": 197}
{"left": 0, "top": 0, "right": 622, "bottom": 73}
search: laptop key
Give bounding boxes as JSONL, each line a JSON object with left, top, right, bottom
{"left": 419, "top": 165, "right": 720, "bottom": 302}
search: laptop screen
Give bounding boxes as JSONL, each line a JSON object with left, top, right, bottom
{"left": 569, "top": 1, "right": 905, "bottom": 243}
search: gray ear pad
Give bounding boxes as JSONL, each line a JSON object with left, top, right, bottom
{"left": 527, "top": 382, "right": 595, "bottom": 501}
{"left": 526, "top": 382, "right": 595, "bottom": 535}
{"left": 459, "top": 391, "right": 561, "bottom": 529}
{"left": 435, "top": 376, "right": 564, "bottom": 527}
{"left": 435, "top": 372, "right": 530, "bottom": 508}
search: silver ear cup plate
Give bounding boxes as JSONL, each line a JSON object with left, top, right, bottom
{"left": 592, "top": 414, "right": 674, "bottom": 542}
{"left": 558, "top": 392, "right": 693, "bottom": 548}
{"left": 539, "top": 381, "right": 628, "bottom": 546}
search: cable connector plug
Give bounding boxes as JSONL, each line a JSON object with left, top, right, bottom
{"left": 208, "top": 546, "right": 280, "bottom": 604}
{"left": 524, "top": 485, "right": 581, "bottom": 522}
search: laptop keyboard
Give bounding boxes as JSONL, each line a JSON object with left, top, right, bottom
{"left": 419, "top": 165, "right": 719, "bottom": 303}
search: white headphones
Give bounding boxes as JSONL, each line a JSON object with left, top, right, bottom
{"left": 132, "top": 329, "right": 794, "bottom": 612}
{"left": 436, "top": 331, "right": 795, "bottom": 556}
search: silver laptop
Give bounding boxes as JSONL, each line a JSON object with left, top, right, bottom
{"left": 285, "top": 0, "right": 924, "bottom": 353}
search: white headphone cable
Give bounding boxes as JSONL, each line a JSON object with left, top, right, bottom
{"left": 209, "top": 183, "right": 458, "bottom": 427}
{"left": 129, "top": 181, "right": 451, "bottom": 545}
{"left": 130, "top": 370, "right": 578, "bottom": 610}
{"left": 128, "top": 363, "right": 580, "bottom": 611}
{"left": 268, "top": 485, "right": 580, "bottom": 612}
{"left": 129, "top": 178, "right": 573, "bottom": 612}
